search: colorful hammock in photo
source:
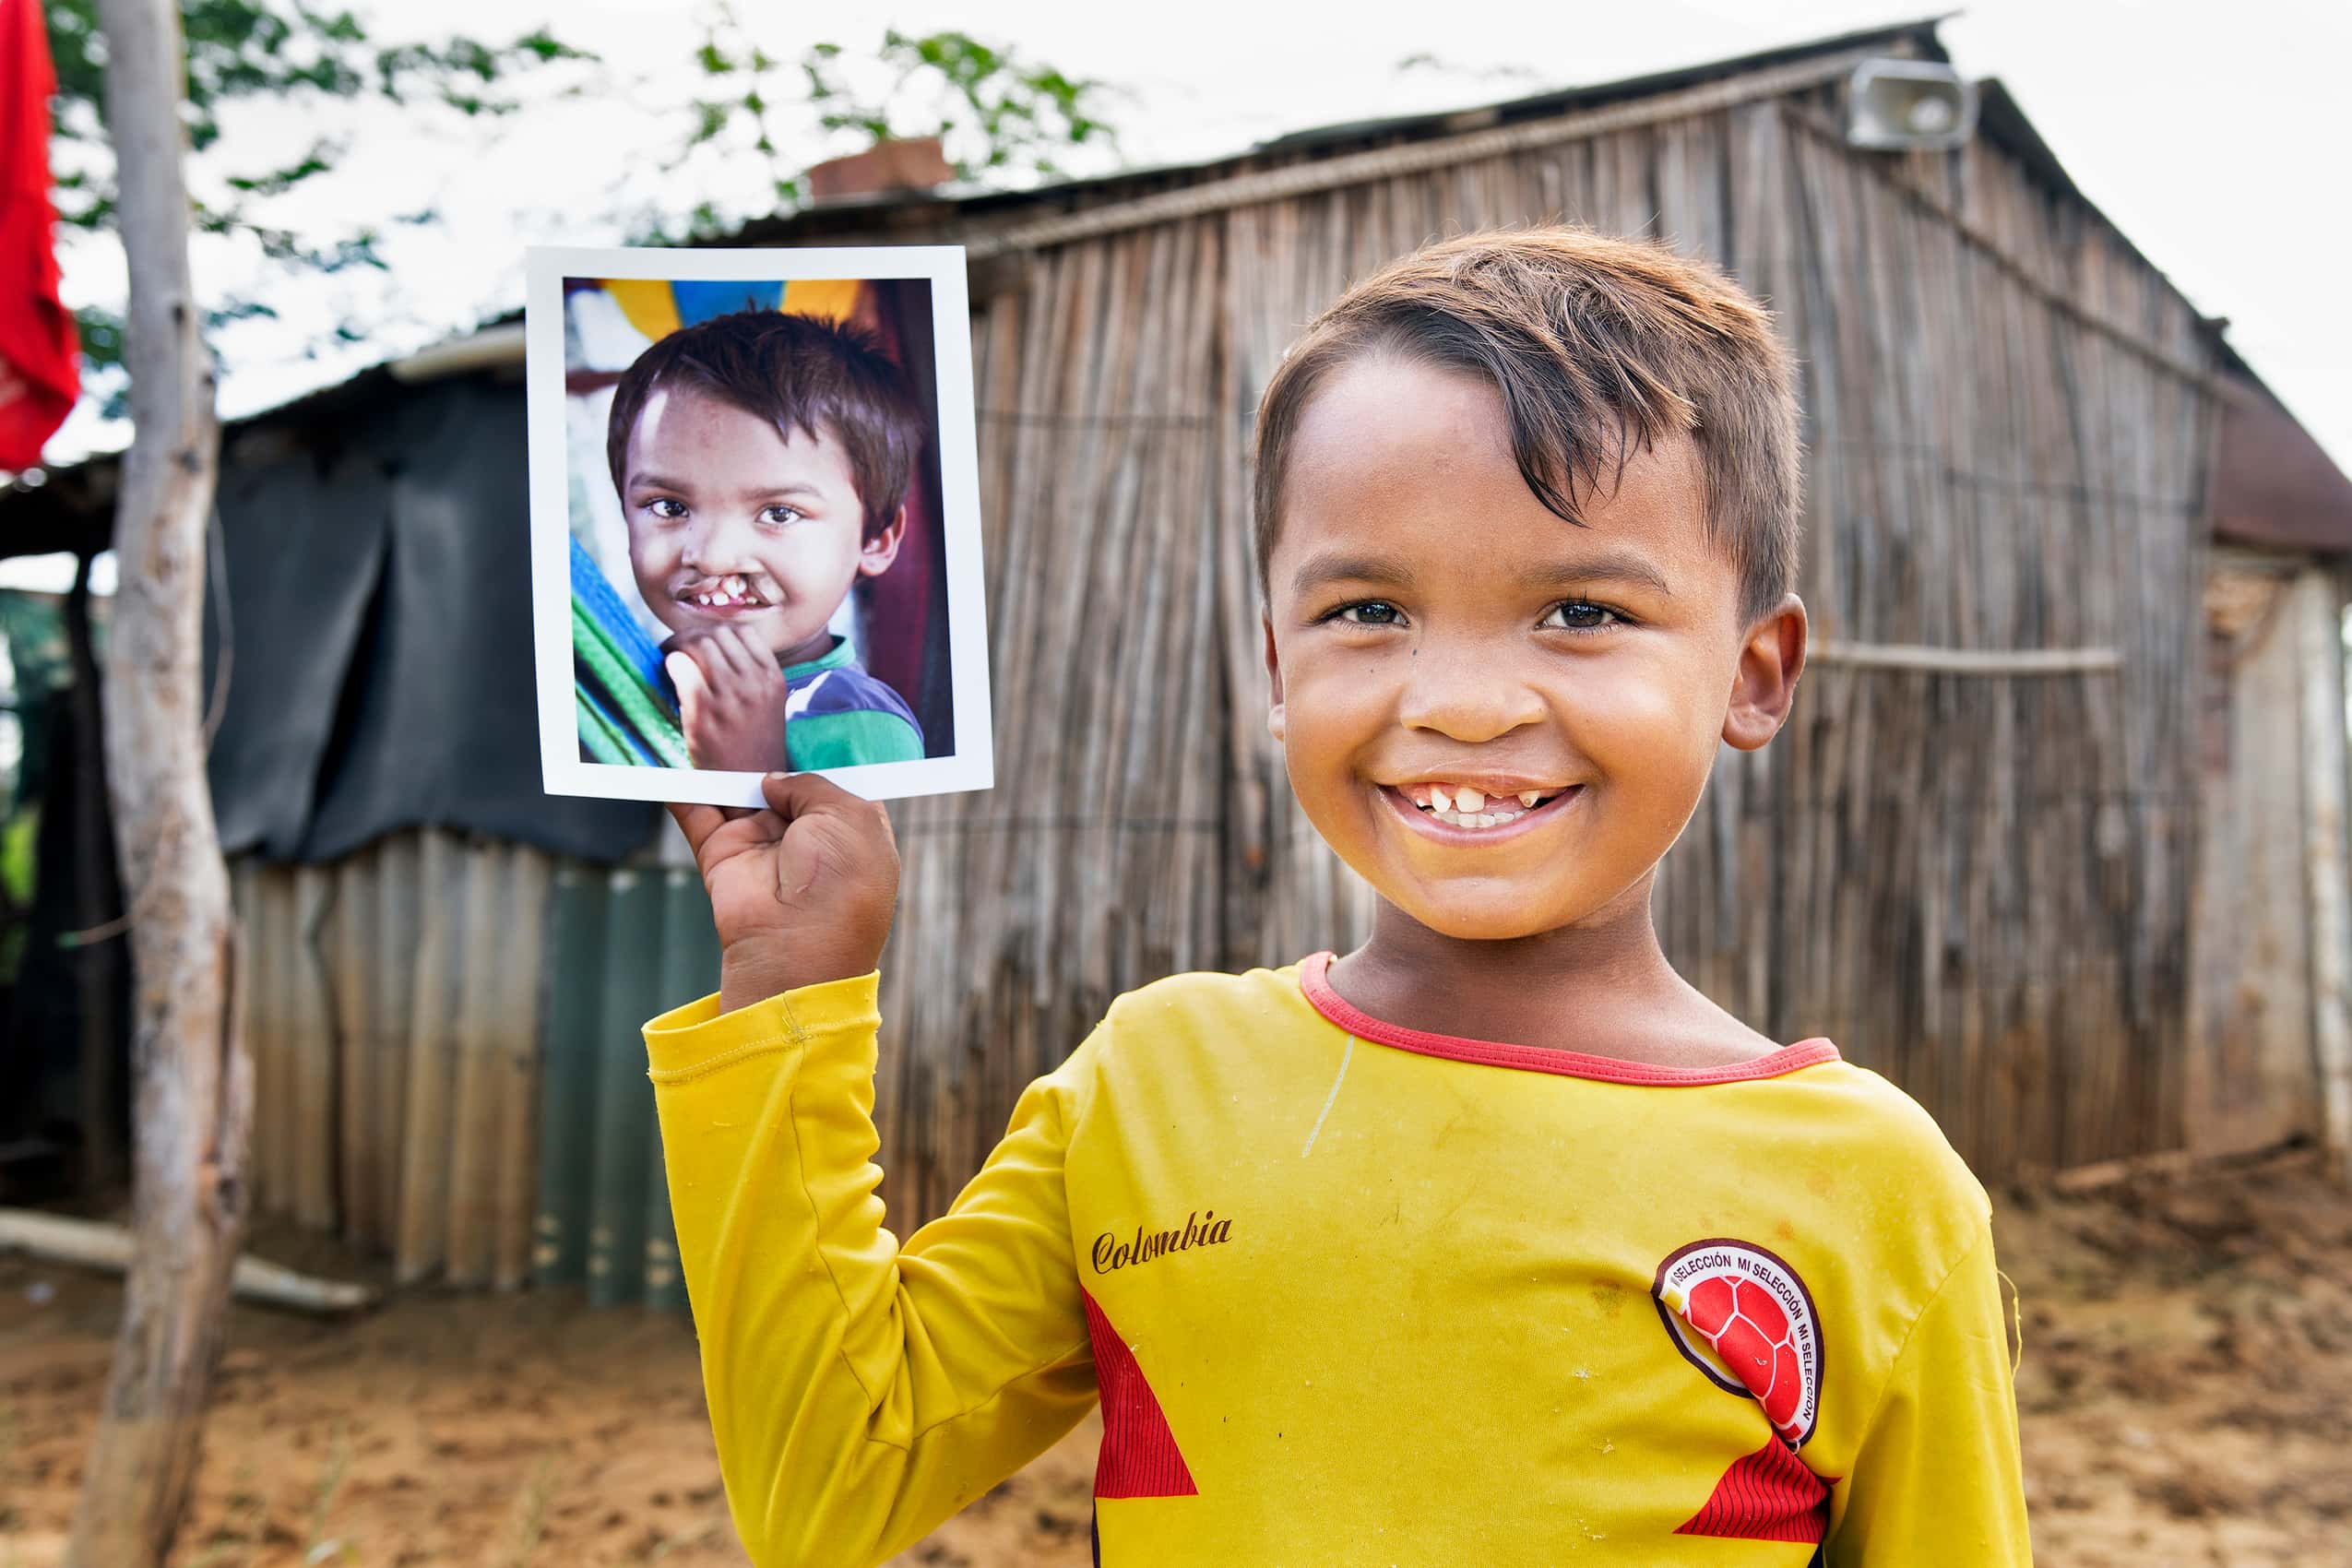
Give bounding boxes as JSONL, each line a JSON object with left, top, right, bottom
{"left": 572, "top": 534, "right": 689, "bottom": 768}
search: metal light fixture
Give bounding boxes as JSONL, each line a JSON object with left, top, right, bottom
{"left": 1846, "top": 57, "right": 1978, "bottom": 152}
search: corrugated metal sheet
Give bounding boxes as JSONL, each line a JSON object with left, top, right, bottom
{"left": 238, "top": 832, "right": 545, "bottom": 1279}
{"left": 540, "top": 863, "right": 717, "bottom": 1313}
{"left": 233, "top": 834, "right": 717, "bottom": 1309}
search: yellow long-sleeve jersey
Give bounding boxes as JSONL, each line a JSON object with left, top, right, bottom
{"left": 644, "top": 956, "right": 2031, "bottom": 1566}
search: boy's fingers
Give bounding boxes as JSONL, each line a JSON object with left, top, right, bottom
{"left": 707, "top": 624, "right": 764, "bottom": 683}
{"left": 695, "top": 629, "right": 754, "bottom": 685}
{"left": 728, "top": 624, "right": 781, "bottom": 682}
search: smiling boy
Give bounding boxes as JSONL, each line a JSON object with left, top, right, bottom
{"left": 645, "top": 232, "right": 2032, "bottom": 1564}
{"left": 607, "top": 308, "right": 926, "bottom": 772}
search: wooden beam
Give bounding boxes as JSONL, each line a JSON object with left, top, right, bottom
{"left": 1811, "top": 640, "right": 2122, "bottom": 675}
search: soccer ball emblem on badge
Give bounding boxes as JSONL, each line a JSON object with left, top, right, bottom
{"left": 1653, "top": 1238, "right": 1824, "bottom": 1448}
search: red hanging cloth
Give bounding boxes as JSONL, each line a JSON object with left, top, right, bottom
{"left": 0, "top": 0, "right": 79, "bottom": 470}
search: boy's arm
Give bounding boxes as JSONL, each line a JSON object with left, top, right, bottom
{"left": 647, "top": 971, "right": 1096, "bottom": 1568}
{"left": 1827, "top": 1227, "right": 2032, "bottom": 1565}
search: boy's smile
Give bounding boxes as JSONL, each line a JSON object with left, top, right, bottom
{"left": 624, "top": 383, "right": 902, "bottom": 667}
{"left": 1383, "top": 778, "right": 1579, "bottom": 837}
{"left": 1263, "top": 355, "right": 1803, "bottom": 946}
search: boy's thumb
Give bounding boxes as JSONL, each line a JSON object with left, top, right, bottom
{"left": 758, "top": 767, "right": 879, "bottom": 827}
{"left": 665, "top": 650, "right": 706, "bottom": 721}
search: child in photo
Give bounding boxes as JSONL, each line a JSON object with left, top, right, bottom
{"left": 607, "top": 308, "right": 927, "bottom": 771}
{"left": 647, "top": 231, "right": 2033, "bottom": 1563}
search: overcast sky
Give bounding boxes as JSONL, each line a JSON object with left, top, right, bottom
{"left": 21, "top": 0, "right": 2352, "bottom": 547}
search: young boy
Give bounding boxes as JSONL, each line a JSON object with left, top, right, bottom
{"left": 647, "top": 231, "right": 2033, "bottom": 1564}
{"left": 607, "top": 308, "right": 926, "bottom": 772}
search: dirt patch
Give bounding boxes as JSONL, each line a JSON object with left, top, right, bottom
{"left": 3, "top": 1148, "right": 2348, "bottom": 1565}
{"left": 2007, "top": 1147, "right": 2352, "bottom": 1564}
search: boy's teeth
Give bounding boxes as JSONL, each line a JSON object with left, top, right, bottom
{"left": 1431, "top": 808, "right": 1521, "bottom": 830}
{"left": 1405, "top": 782, "right": 1561, "bottom": 824}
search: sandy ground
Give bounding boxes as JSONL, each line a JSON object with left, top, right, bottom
{"left": 3, "top": 1146, "right": 2348, "bottom": 1566}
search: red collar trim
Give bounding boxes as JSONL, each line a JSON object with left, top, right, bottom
{"left": 1298, "top": 951, "right": 1841, "bottom": 1086}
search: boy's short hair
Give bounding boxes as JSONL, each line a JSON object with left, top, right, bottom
{"left": 605, "top": 308, "right": 926, "bottom": 539}
{"left": 1253, "top": 228, "right": 1801, "bottom": 622}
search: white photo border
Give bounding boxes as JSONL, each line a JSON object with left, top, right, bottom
{"left": 526, "top": 244, "right": 994, "bottom": 808}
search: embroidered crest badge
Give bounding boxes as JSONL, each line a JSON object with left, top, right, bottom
{"left": 1653, "top": 1238, "right": 1825, "bottom": 1449}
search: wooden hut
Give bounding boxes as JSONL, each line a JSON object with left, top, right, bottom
{"left": 757, "top": 15, "right": 2279, "bottom": 1209}
{"left": 2190, "top": 347, "right": 2352, "bottom": 1163}
{"left": 7, "top": 17, "right": 2347, "bottom": 1253}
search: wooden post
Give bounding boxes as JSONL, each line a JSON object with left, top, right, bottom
{"left": 2300, "top": 571, "right": 2352, "bottom": 1180}
{"left": 66, "top": 0, "right": 244, "bottom": 1562}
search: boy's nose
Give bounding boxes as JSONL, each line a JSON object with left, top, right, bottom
{"left": 1396, "top": 641, "right": 1548, "bottom": 743}
{"left": 680, "top": 516, "right": 755, "bottom": 576}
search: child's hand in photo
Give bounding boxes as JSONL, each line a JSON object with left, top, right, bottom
{"left": 664, "top": 626, "right": 790, "bottom": 774}
{"left": 667, "top": 772, "right": 899, "bottom": 1010}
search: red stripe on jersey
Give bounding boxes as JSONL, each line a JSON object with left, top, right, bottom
{"left": 1676, "top": 1439, "right": 1833, "bottom": 1542}
{"left": 1083, "top": 1290, "right": 1198, "bottom": 1500}
{"left": 1299, "top": 952, "right": 1840, "bottom": 1084}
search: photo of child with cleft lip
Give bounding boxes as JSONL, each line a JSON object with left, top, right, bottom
{"left": 607, "top": 308, "right": 928, "bottom": 773}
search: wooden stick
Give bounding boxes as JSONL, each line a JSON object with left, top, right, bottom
{"left": 2048, "top": 1146, "right": 2206, "bottom": 1195}
{"left": 1810, "top": 641, "right": 2122, "bottom": 675}
{"left": 0, "top": 1209, "right": 374, "bottom": 1315}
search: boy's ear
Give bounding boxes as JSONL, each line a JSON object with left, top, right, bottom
{"left": 857, "top": 506, "right": 908, "bottom": 576}
{"left": 1263, "top": 611, "right": 1287, "bottom": 744}
{"left": 1723, "top": 594, "right": 1808, "bottom": 752}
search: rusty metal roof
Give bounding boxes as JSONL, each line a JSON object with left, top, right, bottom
{"left": 2212, "top": 367, "right": 2352, "bottom": 554}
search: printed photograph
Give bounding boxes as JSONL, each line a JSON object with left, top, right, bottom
{"left": 525, "top": 245, "right": 992, "bottom": 806}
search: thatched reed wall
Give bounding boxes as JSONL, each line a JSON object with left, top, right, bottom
{"left": 875, "top": 83, "right": 2217, "bottom": 1219}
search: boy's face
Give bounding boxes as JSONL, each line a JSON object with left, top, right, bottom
{"left": 1262, "top": 356, "right": 1804, "bottom": 944}
{"left": 622, "top": 383, "right": 903, "bottom": 660}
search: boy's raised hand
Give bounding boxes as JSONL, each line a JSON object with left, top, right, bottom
{"left": 666, "top": 772, "right": 899, "bottom": 1012}
{"left": 665, "top": 626, "right": 790, "bottom": 774}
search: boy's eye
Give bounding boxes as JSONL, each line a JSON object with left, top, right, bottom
{"left": 758, "top": 504, "right": 805, "bottom": 527}
{"left": 643, "top": 497, "right": 686, "bottom": 520}
{"left": 1327, "top": 600, "right": 1405, "bottom": 627}
{"left": 1540, "top": 599, "right": 1622, "bottom": 633}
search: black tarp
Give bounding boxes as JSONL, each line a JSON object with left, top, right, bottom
{"left": 204, "top": 376, "right": 655, "bottom": 862}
